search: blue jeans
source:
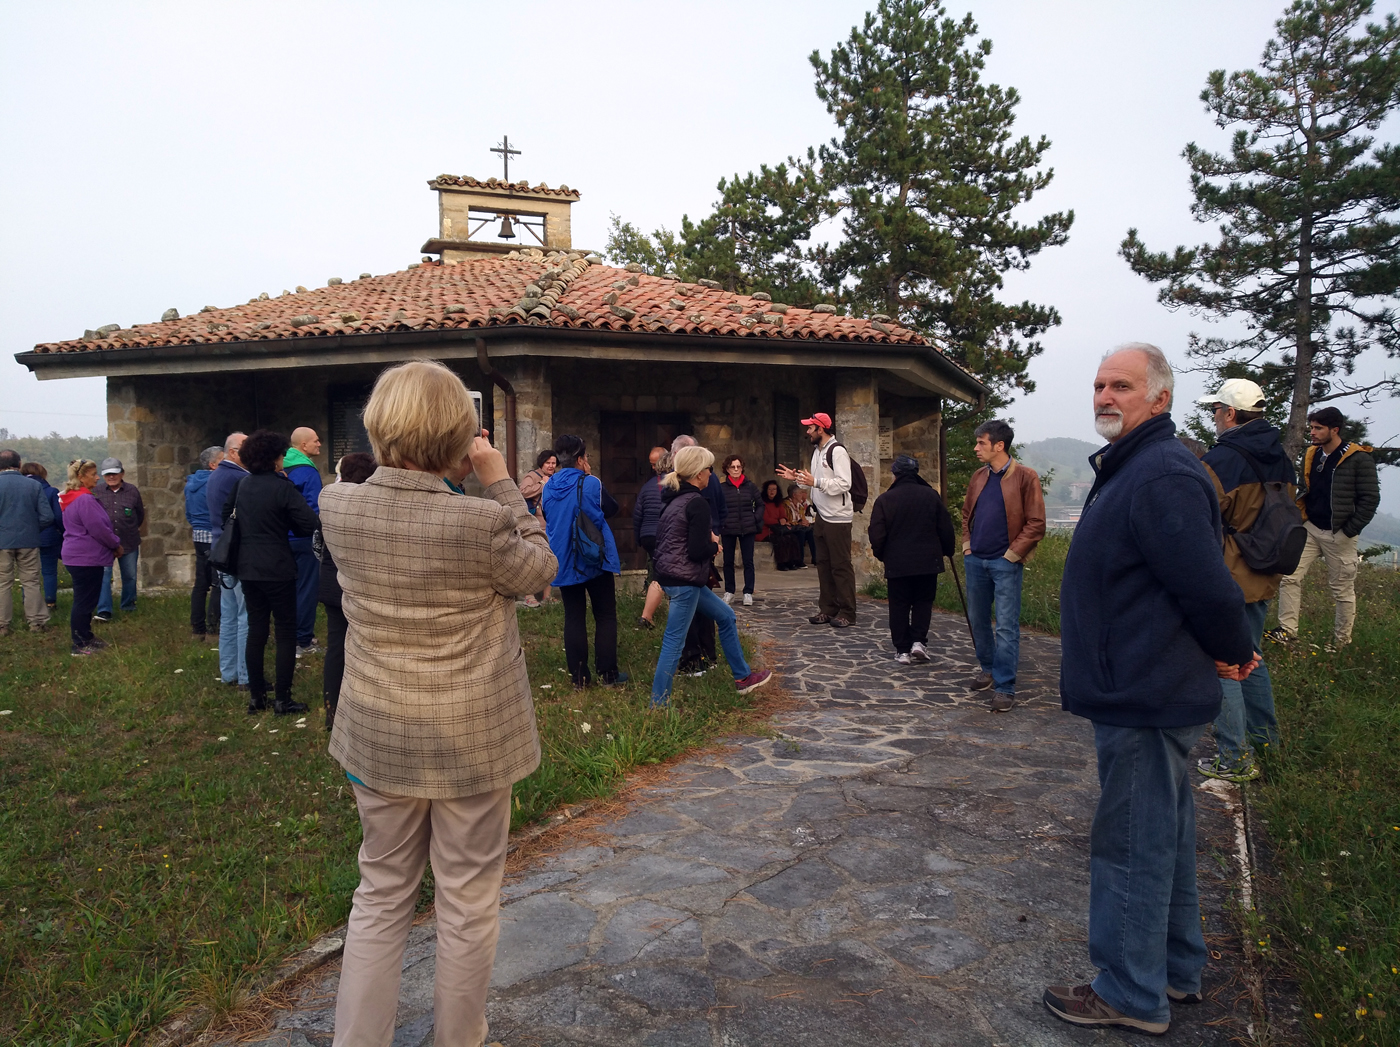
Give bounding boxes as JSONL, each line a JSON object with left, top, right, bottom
{"left": 963, "top": 554, "right": 1023, "bottom": 693}
{"left": 1089, "top": 722, "right": 1208, "bottom": 1025}
{"left": 39, "top": 546, "right": 59, "bottom": 604}
{"left": 1214, "top": 599, "right": 1276, "bottom": 767}
{"left": 97, "top": 549, "right": 139, "bottom": 615}
{"left": 218, "top": 573, "right": 249, "bottom": 685}
{"left": 290, "top": 537, "right": 319, "bottom": 648}
{"left": 651, "top": 584, "right": 751, "bottom": 704}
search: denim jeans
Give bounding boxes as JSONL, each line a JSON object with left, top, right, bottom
{"left": 290, "top": 537, "right": 319, "bottom": 648}
{"left": 97, "top": 549, "right": 139, "bottom": 615}
{"left": 652, "top": 584, "right": 751, "bottom": 704}
{"left": 1213, "top": 599, "right": 1276, "bottom": 767}
{"left": 218, "top": 573, "right": 249, "bottom": 685}
{"left": 963, "top": 554, "right": 1023, "bottom": 693}
{"left": 39, "top": 546, "right": 59, "bottom": 604}
{"left": 1089, "top": 721, "right": 1208, "bottom": 1025}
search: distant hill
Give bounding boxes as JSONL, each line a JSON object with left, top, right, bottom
{"left": 1018, "top": 437, "right": 1099, "bottom": 504}
{"left": 0, "top": 428, "right": 108, "bottom": 484}
{"left": 1362, "top": 510, "right": 1400, "bottom": 549}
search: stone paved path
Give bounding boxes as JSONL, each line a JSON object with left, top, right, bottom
{"left": 214, "top": 591, "right": 1255, "bottom": 1047}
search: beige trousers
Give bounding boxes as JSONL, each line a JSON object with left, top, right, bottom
{"left": 333, "top": 783, "right": 512, "bottom": 1047}
{"left": 0, "top": 547, "right": 48, "bottom": 630}
{"left": 1276, "top": 520, "right": 1359, "bottom": 643}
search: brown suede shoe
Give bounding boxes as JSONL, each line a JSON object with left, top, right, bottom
{"left": 1043, "top": 983, "right": 1169, "bottom": 1035}
{"left": 968, "top": 671, "right": 994, "bottom": 690}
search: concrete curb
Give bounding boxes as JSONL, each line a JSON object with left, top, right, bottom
{"left": 146, "top": 801, "right": 595, "bottom": 1047}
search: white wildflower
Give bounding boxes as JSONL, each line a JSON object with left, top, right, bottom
{"left": 581, "top": 722, "right": 592, "bottom": 734}
{"left": 217, "top": 736, "right": 229, "bottom": 742}
{"left": 174, "top": 669, "right": 184, "bottom": 674}
{"left": 0, "top": 710, "right": 12, "bottom": 716}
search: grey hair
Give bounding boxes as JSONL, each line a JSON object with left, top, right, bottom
{"left": 223, "top": 431, "right": 247, "bottom": 452}
{"left": 670, "top": 434, "right": 697, "bottom": 456}
{"left": 1105, "top": 343, "right": 1174, "bottom": 404}
{"left": 199, "top": 445, "right": 223, "bottom": 469}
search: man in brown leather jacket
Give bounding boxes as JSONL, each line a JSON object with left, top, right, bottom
{"left": 960, "top": 420, "right": 1046, "bottom": 711}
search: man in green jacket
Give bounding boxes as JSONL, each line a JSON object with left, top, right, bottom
{"left": 1269, "top": 406, "right": 1380, "bottom": 651}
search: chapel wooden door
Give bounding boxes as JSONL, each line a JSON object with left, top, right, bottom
{"left": 599, "top": 411, "right": 690, "bottom": 570}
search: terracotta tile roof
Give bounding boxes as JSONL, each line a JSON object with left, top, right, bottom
{"left": 28, "top": 250, "right": 942, "bottom": 357}
{"left": 429, "top": 175, "right": 580, "bottom": 198}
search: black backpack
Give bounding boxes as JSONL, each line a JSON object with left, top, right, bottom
{"left": 1221, "top": 445, "right": 1307, "bottom": 575}
{"left": 824, "top": 441, "right": 869, "bottom": 513}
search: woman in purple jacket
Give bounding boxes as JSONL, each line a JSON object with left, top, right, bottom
{"left": 59, "top": 459, "right": 121, "bottom": 655}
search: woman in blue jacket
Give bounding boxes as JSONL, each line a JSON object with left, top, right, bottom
{"left": 541, "top": 435, "right": 627, "bottom": 688}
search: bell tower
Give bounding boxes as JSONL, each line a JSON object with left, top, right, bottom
{"left": 421, "top": 174, "right": 579, "bottom": 263}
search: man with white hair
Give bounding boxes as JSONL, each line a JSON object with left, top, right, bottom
{"left": 1045, "top": 344, "right": 1259, "bottom": 1035}
{"left": 208, "top": 431, "right": 250, "bottom": 690}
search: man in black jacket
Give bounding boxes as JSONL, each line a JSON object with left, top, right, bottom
{"left": 1045, "top": 344, "right": 1259, "bottom": 1036}
{"left": 1271, "top": 406, "right": 1381, "bottom": 651}
{"left": 867, "top": 455, "right": 955, "bottom": 664}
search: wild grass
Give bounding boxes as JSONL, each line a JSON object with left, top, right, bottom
{"left": 1251, "top": 566, "right": 1400, "bottom": 1045}
{"left": 0, "top": 586, "right": 767, "bottom": 1046}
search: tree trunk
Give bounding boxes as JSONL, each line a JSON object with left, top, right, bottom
{"left": 1284, "top": 212, "right": 1314, "bottom": 462}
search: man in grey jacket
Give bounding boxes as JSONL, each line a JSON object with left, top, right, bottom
{"left": 0, "top": 447, "right": 54, "bottom": 634}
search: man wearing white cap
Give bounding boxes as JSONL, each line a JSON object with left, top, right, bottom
{"left": 92, "top": 457, "right": 145, "bottom": 621}
{"left": 1196, "top": 378, "right": 1297, "bottom": 783}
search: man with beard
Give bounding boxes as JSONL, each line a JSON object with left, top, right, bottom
{"left": 777, "top": 412, "right": 856, "bottom": 628}
{"left": 1045, "top": 343, "right": 1259, "bottom": 1035}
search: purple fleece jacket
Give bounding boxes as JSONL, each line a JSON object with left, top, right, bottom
{"left": 61, "top": 490, "right": 121, "bottom": 567}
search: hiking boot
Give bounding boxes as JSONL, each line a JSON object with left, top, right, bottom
{"left": 829, "top": 616, "right": 852, "bottom": 629}
{"left": 968, "top": 671, "right": 994, "bottom": 690}
{"left": 1043, "top": 983, "right": 1168, "bottom": 1035}
{"left": 736, "top": 669, "right": 773, "bottom": 695}
{"left": 1262, "top": 626, "right": 1294, "bottom": 645}
{"left": 636, "top": 616, "right": 654, "bottom": 630}
{"left": 274, "top": 699, "right": 309, "bottom": 716}
{"left": 1166, "top": 986, "right": 1203, "bottom": 1004}
{"left": 989, "top": 691, "right": 1015, "bottom": 712}
{"left": 896, "top": 652, "right": 912, "bottom": 665}
{"left": 909, "top": 641, "right": 930, "bottom": 663}
{"left": 1196, "top": 755, "right": 1261, "bottom": 783}
{"left": 807, "top": 613, "right": 832, "bottom": 625}
{"left": 743, "top": 593, "right": 753, "bottom": 606}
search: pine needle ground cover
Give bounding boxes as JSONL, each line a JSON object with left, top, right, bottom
{"left": 0, "top": 589, "right": 767, "bottom": 1046}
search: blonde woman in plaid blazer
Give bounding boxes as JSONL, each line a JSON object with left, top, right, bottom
{"left": 320, "top": 360, "right": 557, "bottom": 1047}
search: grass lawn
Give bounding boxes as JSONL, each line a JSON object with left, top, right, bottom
{"left": 0, "top": 586, "right": 768, "bottom": 1046}
{"left": 1250, "top": 566, "right": 1400, "bottom": 1045}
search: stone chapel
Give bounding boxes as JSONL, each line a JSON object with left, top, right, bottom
{"left": 17, "top": 173, "right": 986, "bottom": 587}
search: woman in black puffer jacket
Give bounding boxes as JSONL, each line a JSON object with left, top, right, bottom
{"left": 221, "top": 429, "right": 320, "bottom": 716}
{"left": 317, "top": 451, "right": 377, "bottom": 732}
{"left": 719, "top": 454, "right": 764, "bottom": 606}
{"left": 649, "top": 446, "right": 771, "bottom": 708}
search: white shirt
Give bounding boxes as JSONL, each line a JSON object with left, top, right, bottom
{"left": 803, "top": 436, "right": 853, "bottom": 524}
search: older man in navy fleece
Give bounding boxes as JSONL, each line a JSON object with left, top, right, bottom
{"left": 1043, "top": 344, "right": 1258, "bottom": 1036}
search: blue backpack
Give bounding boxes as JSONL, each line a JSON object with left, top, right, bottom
{"left": 571, "top": 473, "right": 605, "bottom": 570}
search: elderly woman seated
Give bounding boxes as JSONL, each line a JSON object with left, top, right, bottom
{"left": 319, "top": 359, "right": 557, "bottom": 1047}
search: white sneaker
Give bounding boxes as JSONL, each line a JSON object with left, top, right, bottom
{"left": 743, "top": 593, "right": 753, "bottom": 606}
{"left": 909, "top": 641, "right": 930, "bottom": 663}
{"left": 722, "top": 592, "right": 734, "bottom": 605}
{"left": 896, "top": 652, "right": 912, "bottom": 665}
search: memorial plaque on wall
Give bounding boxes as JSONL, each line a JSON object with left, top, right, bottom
{"left": 774, "top": 393, "right": 802, "bottom": 471}
{"left": 878, "top": 417, "right": 894, "bottom": 460}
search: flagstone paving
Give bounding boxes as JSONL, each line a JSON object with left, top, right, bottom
{"left": 213, "top": 591, "right": 1257, "bottom": 1047}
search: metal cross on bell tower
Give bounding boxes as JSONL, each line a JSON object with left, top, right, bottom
{"left": 491, "top": 135, "right": 521, "bottom": 181}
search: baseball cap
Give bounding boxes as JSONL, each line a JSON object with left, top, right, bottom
{"left": 1196, "top": 378, "right": 1266, "bottom": 412}
{"left": 99, "top": 457, "right": 124, "bottom": 475}
{"left": 800, "top": 412, "right": 833, "bottom": 430}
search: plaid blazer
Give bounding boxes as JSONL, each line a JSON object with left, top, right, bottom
{"left": 321, "top": 469, "right": 558, "bottom": 799}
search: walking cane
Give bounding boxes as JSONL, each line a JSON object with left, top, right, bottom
{"left": 947, "top": 554, "right": 977, "bottom": 649}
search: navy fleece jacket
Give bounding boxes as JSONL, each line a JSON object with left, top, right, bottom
{"left": 1060, "top": 414, "right": 1253, "bottom": 728}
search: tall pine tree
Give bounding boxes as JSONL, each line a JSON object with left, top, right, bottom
{"left": 1122, "top": 0, "right": 1400, "bottom": 459}
{"left": 812, "top": 0, "right": 1072, "bottom": 414}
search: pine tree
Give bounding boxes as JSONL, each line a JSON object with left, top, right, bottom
{"left": 811, "top": 0, "right": 1072, "bottom": 414}
{"left": 1122, "top": 0, "right": 1400, "bottom": 459}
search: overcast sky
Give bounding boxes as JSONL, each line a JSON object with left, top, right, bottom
{"left": 2, "top": 0, "right": 1396, "bottom": 506}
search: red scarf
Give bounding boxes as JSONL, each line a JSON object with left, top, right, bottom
{"left": 728, "top": 474, "right": 746, "bottom": 487}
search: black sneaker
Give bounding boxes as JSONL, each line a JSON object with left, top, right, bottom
{"left": 601, "top": 671, "right": 630, "bottom": 687}
{"left": 274, "top": 699, "right": 309, "bottom": 716}
{"left": 247, "top": 695, "right": 268, "bottom": 714}
{"left": 92, "top": 612, "right": 112, "bottom": 623}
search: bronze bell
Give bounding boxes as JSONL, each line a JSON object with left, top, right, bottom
{"left": 497, "top": 214, "right": 516, "bottom": 239}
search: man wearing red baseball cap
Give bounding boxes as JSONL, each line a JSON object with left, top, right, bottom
{"left": 777, "top": 412, "right": 857, "bottom": 627}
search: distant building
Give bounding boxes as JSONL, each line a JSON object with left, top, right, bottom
{"left": 16, "top": 173, "right": 986, "bottom": 587}
{"left": 1067, "top": 481, "right": 1094, "bottom": 504}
